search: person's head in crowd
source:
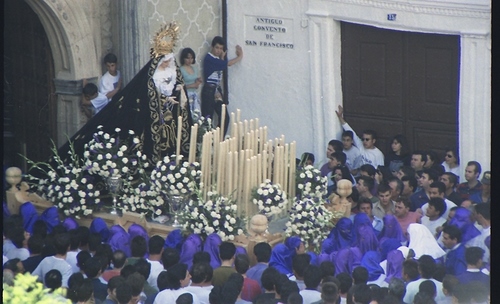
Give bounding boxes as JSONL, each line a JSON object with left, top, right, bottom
{"left": 442, "top": 225, "right": 462, "bottom": 249}
{"left": 389, "top": 134, "right": 410, "bottom": 158}
{"left": 130, "top": 235, "right": 147, "bottom": 258}
{"left": 274, "top": 273, "right": 291, "bottom": 299}
{"left": 234, "top": 253, "right": 251, "bottom": 275}
{"left": 367, "top": 284, "right": 385, "bottom": 303}
{"left": 329, "top": 152, "right": 347, "bottom": 169}
{"left": 419, "top": 279, "right": 437, "bottom": 299}
{"left": 134, "top": 258, "right": 152, "bottom": 282}
{"left": 336, "top": 272, "right": 353, "bottom": 296}
{"left": 320, "top": 282, "right": 339, "bottom": 304}
{"left": 192, "top": 251, "right": 211, "bottom": 265}
{"left": 176, "top": 292, "right": 194, "bottom": 304}
{"left": 402, "top": 259, "right": 419, "bottom": 283}
{"left": 339, "top": 130, "right": 353, "bottom": 149}
{"left": 95, "top": 243, "right": 113, "bottom": 266}
{"left": 44, "top": 269, "right": 62, "bottom": 292}
{"left": 32, "top": 219, "right": 48, "bottom": 239}
{"left": 394, "top": 196, "right": 411, "bottom": 219}
{"left": 424, "top": 150, "right": 440, "bottom": 169}
{"left": 401, "top": 175, "right": 417, "bottom": 197}
{"left": 333, "top": 165, "right": 354, "bottom": 184}
{"left": 320, "top": 261, "right": 336, "bottom": 280}
{"left": 446, "top": 206, "right": 459, "bottom": 222}
{"left": 432, "top": 264, "right": 447, "bottom": 282}
{"left": 460, "top": 199, "right": 473, "bottom": 209}
{"left": 465, "top": 246, "right": 484, "bottom": 268}
{"left": 299, "top": 152, "right": 315, "bottom": 167}
{"left": 352, "top": 284, "right": 371, "bottom": 304}
{"left": 418, "top": 168, "right": 438, "bottom": 191}
{"left": 162, "top": 262, "right": 190, "bottom": 290}
{"left": 120, "top": 264, "right": 137, "bottom": 278}
{"left": 88, "top": 232, "right": 102, "bottom": 253}
{"left": 387, "top": 277, "right": 406, "bottom": 301}
{"left": 84, "top": 256, "right": 103, "bottom": 279}
{"left": 439, "top": 172, "right": 458, "bottom": 192}
{"left": 126, "top": 272, "right": 145, "bottom": 303}
{"left": 411, "top": 151, "right": 427, "bottom": 171}
{"left": 443, "top": 148, "right": 459, "bottom": 167}
{"left": 149, "top": 235, "right": 165, "bottom": 256}
{"left": 464, "top": 161, "right": 481, "bottom": 183}
{"left": 68, "top": 229, "right": 82, "bottom": 252}
{"left": 221, "top": 272, "right": 246, "bottom": 303}
{"left": 219, "top": 241, "right": 236, "bottom": 262}
{"left": 377, "top": 182, "right": 393, "bottom": 206}
{"left": 360, "top": 129, "right": 378, "bottom": 149}
{"left": 52, "top": 232, "right": 70, "bottom": 256}
{"left": 356, "top": 176, "right": 375, "bottom": 195}
{"left": 50, "top": 224, "right": 68, "bottom": 236}
{"left": 387, "top": 177, "right": 404, "bottom": 201}
{"left": 426, "top": 197, "right": 447, "bottom": 220}
{"left": 76, "top": 250, "right": 92, "bottom": 273}
{"left": 360, "top": 164, "right": 377, "bottom": 178}
{"left": 190, "top": 262, "right": 213, "bottom": 285}
{"left": 68, "top": 277, "right": 94, "bottom": 303}
{"left": 254, "top": 242, "right": 272, "bottom": 263}
{"left": 107, "top": 275, "right": 127, "bottom": 303}
{"left": 3, "top": 258, "right": 25, "bottom": 276}
{"left": 429, "top": 181, "right": 446, "bottom": 199}
{"left": 417, "top": 255, "right": 436, "bottom": 279}
{"left": 303, "top": 265, "right": 322, "bottom": 290}
{"left": 327, "top": 139, "right": 344, "bottom": 156}
{"left": 26, "top": 233, "right": 44, "bottom": 255}
{"left": 278, "top": 279, "right": 300, "bottom": 303}
{"left": 292, "top": 253, "right": 311, "bottom": 280}
{"left": 320, "top": 275, "right": 340, "bottom": 290}
{"left": 413, "top": 291, "right": 437, "bottom": 304}
{"left": 111, "top": 249, "right": 127, "bottom": 270}
{"left": 285, "top": 236, "right": 306, "bottom": 255}
{"left": 442, "top": 274, "right": 459, "bottom": 298}
{"left": 347, "top": 187, "right": 360, "bottom": 206}
{"left": 261, "top": 266, "right": 279, "bottom": 292}
{"left": 352, "top": 266, "right": 368, "bottom": 285}
{"left": 287, "top": 292, "right": 303, "bottom": 304}
{"left": 473, "top": 203, "right": 490, "bottom": 226}
{"left": 75, "top": 226, "right": 90, "bottom": 250}
{"left": 162, "top": 247, "right": 181, "bottom": 270}
{"left": 358, "top": 197, "right": 374, "bottom": 218}
{"left": 396, "top": 166, "right": 416, "bottom": 181}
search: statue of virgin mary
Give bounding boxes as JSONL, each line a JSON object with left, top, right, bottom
{"left": 57, "top": 22, "right": 192, "bottom": 164}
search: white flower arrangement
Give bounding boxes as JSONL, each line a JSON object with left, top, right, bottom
{"left": 150, "top": 155, "right": 203, "bottom": 197}
{"left": 284, "top": 195, "right": 335, "bottom": 253}
{"left": 295, "top": 165, "right": 328, "bottom": 199}
{"left": 180, "top": 191, "right": 246, "bottom": 241}
{"left": 251, "top": 179, "right": 288, "bottom": 217}
{"left": 119, "top": 182, "right": 162, "bottom": 217}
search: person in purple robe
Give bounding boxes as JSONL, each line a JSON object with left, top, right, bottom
{"left": 448, "top": 207, "right": 481, "bottom": 245}
{"left": 89, "top": 218, "right": 110, "bottom": 243}
{"left": 379, "top": 238, "right": 402, "bottom": 262}
{"left": 360, "top": 251, "right": 385, "bottom": 283}
{"left": 334, "top": 247, "right": 363, "bottom": 275}
{"left": 128, "top": 223, "right": 149, "bottom": 244}
{"left": 203, "top": 233, "right": 222, "bottom": 269}
{"left": 269, "top": 243, "right": 294, "bottom": 276}
{"left": 179, "top": 233, "right": 202, "bottom": 269}
{"left": 40, "top": 206, "right": 60, "bottom": 234}
{"left": 107, "top": 224, "right": 130, "bottom": 256}
{"left": 384, "top": 249, "right": 405, "bottom": 284}
{"left": 355, "top": 224, "right": 379, "bottom": 255}
{"left": 164, "top": 229, "right": 184, "bottom": 253}
{"left": 352, "top": 213, "right": 378, "bottom": 243}
{"left": 19, "top": 202, "right": 39, "bottom": 234}
{"left": 62, "top": 217, "right": 79, "bottom": 231}
{"left": 378, "top": 214, "right": 407, "bottom": 246}
{"left": 328, "top": 217, "right": 354, "bottom": 251}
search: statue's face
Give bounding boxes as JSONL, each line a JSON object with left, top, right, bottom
{"left": 160, "top": 58, "right": 171, "bottom": 68}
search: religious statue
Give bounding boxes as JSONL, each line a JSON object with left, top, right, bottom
{"left": 326, "top": 179, "right": 352, "bottom": 219}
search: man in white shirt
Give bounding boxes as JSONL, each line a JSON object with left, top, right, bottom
{"left": 421, "top": 197, "right": 447, "bottom": 238}
{"left": 32, "top": 233, "right": 73, "bottom": 288}
{"left": 336, "top": 105, "right": 384, "bottom": 168}
{"left": 99, "top": 53, "right": 122, "bottom": 101}
{"left": 147, "top": 235, "right": 165, "bottom": 290}
{"left": 183, "top": 262, "right": 214, "bottom": 304}
{"left": 472, "top": 203, "right": 490, "bottom": 263}
{"left": 419, "top": 181, "right": 457, "bottom": 221}
{"left": 342, "top": 130, "right": 363, "bottom": 176}
{"left": 403, "top": 255, "right": 446, "bottom": 304}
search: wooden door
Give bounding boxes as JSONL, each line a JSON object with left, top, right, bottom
{"left": 4, "top": 0, "right": 57, "bottom": 171}
{"left": 341, "top": 22, "right": 459, "bottom": 159}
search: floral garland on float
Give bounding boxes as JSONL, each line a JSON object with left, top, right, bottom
{"left": 3, "top": 272, "right": 70, "bottom": 303}
{"left": 251, "top": 179, "right": 288, "bottom": 219}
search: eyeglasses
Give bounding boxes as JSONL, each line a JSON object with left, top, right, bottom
{"left": 445, "top": 154, "right": 453, "bottom": 158}
{"left": 362, "top": 138, "right": 371, "bottom": 141}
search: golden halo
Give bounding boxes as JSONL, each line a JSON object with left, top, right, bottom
{"left": 150, "top": 21, "right": 180, "bottom": 58}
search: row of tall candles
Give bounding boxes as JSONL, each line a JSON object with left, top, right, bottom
{"left": 185, "top": 106, "right": 296, "bottom": 216}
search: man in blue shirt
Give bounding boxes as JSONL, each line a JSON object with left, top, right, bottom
{"left": 201, "top": 36, "right": 243, "bottom": 136}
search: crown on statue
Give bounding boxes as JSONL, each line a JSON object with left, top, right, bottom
{"left": 150, "top": 21, "right": 180, "bottom": 58}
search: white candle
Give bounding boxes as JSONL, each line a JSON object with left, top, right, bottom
{"left": 176, "top": 115, "right": 183, "bottom": 164}
{"left": 236, "top": 109, "right": 241, "bottom": 123}
{"left": 220, "top": 104, "right": 226, "bottom": 142}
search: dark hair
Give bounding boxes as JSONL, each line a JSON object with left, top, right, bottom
{"left": 164, "top": 263, "right": 188, "bottom": 290}
{"left": 115, "top": 281, "right": 132, "bottom": 304}
{"left": 388, "top": 277, "right": 406, "bottom": 300}
{"left": 148, "top": 235, "right": 165, "bottom": 255}
{"left": 103, "top": 53, "right": 118, "bottom": 64}
{"left": 53, "top": 233, "right": 71, "bottom": 255}
{"left": 10, "top": 226, "right": 26, "bottom": 248}
{"left": 176, "top": 292, "right": 194, "bottom": 304}
{"left": 321, "top": 282, "right": 339, "bottom": 302}
{"left": 465, "top": 246, "right": 484, "bottom": 265}
{"left": 428, "top": 197, "right": 447, "bottom": 217}
{"left": 443, "top": 225, "right": 462, "bottom": 243}
{"left": 76, "top": 250, "right": 92, "bottom": 272}
{"left": 82, "top": 83, "right": 98, "bottom": 96}
{"left": 287, "top": 292, "right": 303, "bottom": 304}
{"left": 422, "top": 168, "right": 439, "bottom": 183}
{"left": 219, "top": 241, "right": 236, "bottom": 260}
{"left": 418, "top": 255, "right": 436, "bottom": 279}
{"left": 466, "top": 161, "right": 482, "bottom": 175}
{"left": 440, "top": 172, "right": 457, "bottom": 188}
{"left": 442, "top": 274, "right": 459, "bottom": 295}
{"left": 360, "top": 164, "right": 376, "bottom": 177}
{"left": 111, "top": 249, "right": 127, "bottom": 269}
{"left": 342, "top": 130, "right": 354, "bottom": 140}
{"left": 387, "top": 177, "right": 404, "bottom": 196}
{"left": 120, "top": 264, "right": 137, "bottom": 278}
{"left": 353, "top": 284, "right": 372, "bottom": 303}
{"left": 95, "top": 243, "right": 113, "bottom": 267}
{"left": 444, "top": 148, "right": 460, "bottom": 164}
{"left": 254, "top": 242, "right": 272, "bottom": 263}
{"left": 377, "top": 182, "right": 392, "bottom": 195}
{"left": 278, "top": 280, "right": 300, "bottom": 303}
{"left": 357, "top": 176, "right": 375, "bottom": 192}
{"left": 134, "top": 258, "right": 152, "bottom": 280}
{"left": 300, "top": 152, "right": 315, "bottom": 166}
{"left": 76, "top": 226, "right": 90, "bottom": 248}
{"left": 211, "top": 36, "right": 225, "bottom": 47}
{"left": 261, "top": 266, "right": 280, "bottom": 291}
{"left": 234, "top": 253, "right": 250, "bottom": 274}
{"left": 402, "top": 259, "right": 419, "bottom": 281}
{"left": 304, "top": 265, "right": 322, "bottom": 289}
{"left": 221, "top": 273, "right": 245, "bottom": 303}
{"left": 126, "top": 272, "right": 145, "bottom": 297}
{"left": 83, "top": 256, "right": 102, "bottom": 278}
{"left": 328, "top": 140, "right": 344, "bottom": 153}
{"left": 429, "top": 181, "right": 446, "bottom": 194}
{"left": 190, "top": 262, "right": 213, "bottom": 284}
{"left": 362, "top": 129, "right": 378, "bottom": 141}
{"left": 352, "top": 266, "right": 368, "bottom": 285}
{"left": 88, "top": 232, "right": 102, "bottom": 252}
{"left": 426, "top": 150, "right": 440, "bottom": 165}
{"left": 432, "top": 264, "right": 446, "bottom": 282}
{"left": 419, "top": 280, "right": 437, "bottom": 298}
{"left": 45, "top": 269, "right": 62, "bottom": 291}
{"left": 68, "top": 277, "right": 93, "bottom": 302}
{"left": 358, "top": 197, "right": 373, "bottom": 209}
{"left": 413, "top": 291, "right": 436, "bottom": 304}
{"left": 412, "top": 151, "right": 428, "bottom": 163}
{"left": 320, "top": 261, "right": 336, "bottom": 279}
{"left": 390, "top": 134, "right": 410, "bottom": 156}
{"left": 330, "top": 152, "right": 347, "bottom": 165}
{"left": 162, "top": 247, "right": 180, "bottom": 269}
{"left": 292, "top": 253, "right": 311, "bottom": 278}
{"left": 336, "top": 272, "right": 353, "bottom": 294}
{"left": 396, "top": 195, "right": 411, "bottom": 209}
{"left": 398, "top": 166, "right": 416, "bottom": 179}
{"left": 180, "top": 48, "right": 196, "bottom": 65}
{"left": 192, "top": 251, "right": 211, "bottom": 265}
{"left": 474, "top": 203, "right": 490, "bottom": 220}
{"left": 401, "top": 175, "right": 418, "bottom": 193}
{"left": 69, "top": 229, "right": 82, "bottom": 251}
{"left": 32, "top": 220, "right": 48, "bottom": 239}
{"left": 3, "top": 258, "right": 22, "bottom": 273}
{"left": 130, "top": 235, "right": 147, "bottom": 258}
{"left": 347, "top": 186, "right": 360, "bottom": 203}
{"left": 333, "top": 165, "right": 354, "bottom": 184}
{"left": 107, "top": 275, "right": 126, "bottom": 293}
{"left": 27, "top": 234, "right": 44, "bottom": 254}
